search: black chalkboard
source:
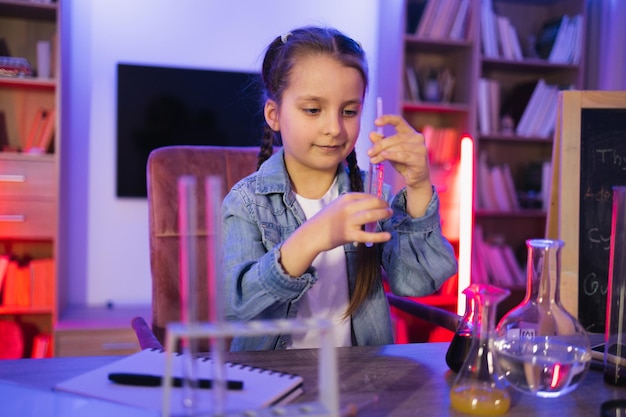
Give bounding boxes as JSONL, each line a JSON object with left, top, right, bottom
{"left": 578, "top": 108, "right": 626, "bottom": 332}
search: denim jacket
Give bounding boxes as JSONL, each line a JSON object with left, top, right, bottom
{"left": 222, "top": 149, "right": 457, "bottom": 351}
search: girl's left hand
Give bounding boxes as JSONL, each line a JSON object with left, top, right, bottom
{"left": 368, "top": 114, "right": 431, "bottom": 191}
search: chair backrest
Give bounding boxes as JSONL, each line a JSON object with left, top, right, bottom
{"left": 146, "top": 145, "right": 260, "bottom": 345}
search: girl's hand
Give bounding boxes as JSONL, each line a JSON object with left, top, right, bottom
{"left": 279, "top": 193, "right": 391, "bottom": 277}
{"left": 309, "top": 193, "right": 392, "bottom": 250}
{"left": 368, "top": 114, "right": 431, "bottom": 191}
{"left": 368, "top": 114, "right": 433, "bottom": 217}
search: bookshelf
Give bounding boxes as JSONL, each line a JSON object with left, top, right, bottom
{"left": 403, "top": 0, "right": 587, "bottom": 297}
{"left": 0, "top": 0, "right": 58, "bottom": 359}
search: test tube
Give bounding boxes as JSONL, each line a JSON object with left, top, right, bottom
{"left": 364, "top": 97, "right": 384, "bottom": 246}
{"left": 206, "top": 176, "right": 227, "bottom": 416}
{"left": 178, "top": 176, "right": 199, "bottom": 410}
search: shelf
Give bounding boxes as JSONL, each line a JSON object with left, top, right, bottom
{"left": 402, "top": 101, "right": 470, "bottom": 113}
{"left": 0, "top": 305, "right": 54, "bottom": 314}
{"left": 482, "top": 57, "right": 580, "bottom": 73}
{"left": 0, "top": 1, "right": 56, "bottom": 21}
{"left": 478, "top": 134, "right": 552, "bottom": 143}
{"left": 0, "top": 76, "right": 55, "bottom": 89}
{"left": 475, "top": 209, "right": 546, "bottom": 218}
{"left": 405, "top": 35, "right": 473, "bottom": 53}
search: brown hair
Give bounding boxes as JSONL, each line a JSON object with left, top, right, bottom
{"left": 256, "top": 26, "right": 379, "bottom": 318}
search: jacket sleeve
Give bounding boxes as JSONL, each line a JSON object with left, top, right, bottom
{"left": 221, "top": 187, "right": 315, "bottom": 322}
{"left": 380, "top": 187, "right": 458, "bottom": 296}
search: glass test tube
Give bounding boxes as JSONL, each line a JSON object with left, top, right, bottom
{"left": 365, "top": 97, "right": 384, "bottom": 246}
{"left": 178, "top": 176, "right": 199, "bottom": 410}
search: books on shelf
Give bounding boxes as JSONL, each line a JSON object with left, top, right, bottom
{"left": 514, "top": 79, "right": 570, "bottom": 138}
{"left": 476, "top": 152, "right": 519, "bottom": 212}
{"left": 414, "top": 0, "right": 472, "bottom": 40}
{"left": 477, "top": 78, "right": 500, "bottom": 135}
{"left": 548, "top": 14, "right": 583, "bottom": 64}
{"left": 31, "top": 333, "right": 52, "bottom": 358}
{"left": 2, "top": 261, "right": 30, "bottom": 307}
{"left": 423, "top": 124, "right": 460, "bottom": 165}
{"left": 24, "top": 107, "right": 56, "bottom": 152}
{"left": 1, "top": 258, "right": 55, "bottom": 308}
{"left": 55, "top": 348, "right": 305, "bottom": 415}
{"left": 472, "top": 226, "right": 525, "bottom": 287}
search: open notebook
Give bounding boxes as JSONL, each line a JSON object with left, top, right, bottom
{"left": 55, "top": 348, "right": 304, "bottom": 415}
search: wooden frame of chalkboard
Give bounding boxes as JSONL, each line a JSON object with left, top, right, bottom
{"left": 547, "top": 91, "right": 626, "bottom": 333}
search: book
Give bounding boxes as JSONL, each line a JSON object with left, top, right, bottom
{"left": 0, "top": 255, "right": 9, "bottom": 300}
{"left": 415, "top": 0, "right": 440, "bottom": 38}
{"left": 30, "top": 258, "right": 55, "bottom": 308}
{"left": 35, "top": 107, "right": 56, "bottom": 151}
{"left": 55, "top": 348, "right": 304, "bottom": 415}
{"left": 2, "top": 261, "right": 30, "bottom": 307}
{"left": 31, "top": 333, "right": 52, "bottom": 358}
{"left": 449, "top": 0, "right": 470, "bottom": 40}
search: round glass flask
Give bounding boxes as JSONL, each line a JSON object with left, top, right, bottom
{"left": 493, "top": 239, "right": 591, "bottom": 398}
{"left": 450, "top": 284, "right": 511, "bottom": 416}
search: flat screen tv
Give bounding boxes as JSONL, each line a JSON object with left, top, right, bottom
{"left": 116, "top": 63, "right": 263, "bottom": 198}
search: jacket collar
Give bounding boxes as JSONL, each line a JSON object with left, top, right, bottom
{"left": 255, "top": 147, "right": 353, "bottom": 195}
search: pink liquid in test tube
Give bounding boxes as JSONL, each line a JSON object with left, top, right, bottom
{"left": 365, "top": 97, "right": 384, "bottom": 247}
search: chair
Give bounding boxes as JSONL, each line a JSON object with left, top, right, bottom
{"left": 139, "top": 145, "right": 260, "bottom": 348}
{"left": 131, "top": 144, "right": 462, "bottom": 349}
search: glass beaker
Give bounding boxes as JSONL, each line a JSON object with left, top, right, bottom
{"left": 450, "top": 284, "right": 511, "bottom": 416}
{"left": 493, "top": 239, "right": 591, "bottom": 398}
{"left": 446, "top": 293, "right": 475, "bottom": 373}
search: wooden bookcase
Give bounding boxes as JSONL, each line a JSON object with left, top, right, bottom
{"left": 0, "top": 0, "right": 58, "bottom": 358}
{"left": 475, "top": 0, "right": 586, "bottom": 269}
{"left": 401, "top": 0, "right": 587, "bottom": 310}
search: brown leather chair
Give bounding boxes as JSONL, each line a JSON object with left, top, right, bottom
{"left": 142, "top": 145, "right": 260, "bottom": 348}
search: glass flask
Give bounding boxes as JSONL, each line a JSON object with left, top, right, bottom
{"left": 446, "top": 293, "right": 475, "bottom": 373}
{"left": 450, "top": 284, "right": 511, "bottom": 416}
{"left": 493, "top": 239, "right": 591, "bottom": 398}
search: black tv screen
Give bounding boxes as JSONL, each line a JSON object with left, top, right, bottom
{"left": 116, "top": 63, "right": 264, "bottom": 198}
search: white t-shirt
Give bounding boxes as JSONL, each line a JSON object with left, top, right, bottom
{"left": 290, "top": 178, "right": 351, "bottom": 348}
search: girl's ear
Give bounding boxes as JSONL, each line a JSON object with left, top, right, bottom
{"left": 264, "top": 99, "right": 280, "bottom": 131}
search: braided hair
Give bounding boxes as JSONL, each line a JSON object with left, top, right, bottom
{"left": 257, "top": 26, "right": 380, "bottom": 318}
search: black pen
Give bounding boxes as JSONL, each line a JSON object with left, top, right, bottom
{"left": 108, "top": 373, "right": 244, "bottom": 390}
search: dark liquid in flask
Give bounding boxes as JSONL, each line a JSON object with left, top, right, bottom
{"left": 445, "top": 332, "right": 473, "bottom": 373}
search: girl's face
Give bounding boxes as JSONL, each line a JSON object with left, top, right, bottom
{"left": 265, "top": 53, "right": 365, "bottom": 179}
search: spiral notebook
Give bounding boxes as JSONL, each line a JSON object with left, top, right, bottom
{"left": 54, "top": 348, "right": 304, "bottom": 415}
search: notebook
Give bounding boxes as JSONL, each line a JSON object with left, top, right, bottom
{"left": 54, "top": 348, "right": 304, "bottom": 415}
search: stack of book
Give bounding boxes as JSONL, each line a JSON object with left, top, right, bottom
{"left": 477, "top": 77, "right": 569, "bottom": 138}
{"left": 472, "top": 226, "right": 525, "bottom": 288}
{"left": 413, "top": 0, "right": 472, "bottom": 40}
{"left": 547, "top": 14, "right": 584, "bottom": 64}
{"left": 476, "top": 152, "right": 519, "bottom": 212}
{"left": 0, "top": 257, "right": 55, "bottom": 309}
{"left": 423, "top": 125, "right": 460, "bottom": 165}
{"left": 480, "top": 0, "right": 523, "bottom": 59}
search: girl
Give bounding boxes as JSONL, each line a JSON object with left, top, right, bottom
{"left": 222, "top": 26, "right": 457, "bottom": 351}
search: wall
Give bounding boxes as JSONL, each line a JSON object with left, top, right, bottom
{"left": 58, "top": 0, "right": 404, "bottom": 307}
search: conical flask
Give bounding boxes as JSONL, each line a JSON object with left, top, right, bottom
{"left": 493, "top": 239, "right": 591, "bottom": 397}
{"left": 446, "top": 293, "right": 475, "bottom": 373}
{"left": 450, "top": 284, "right": 511, "bottom": 416}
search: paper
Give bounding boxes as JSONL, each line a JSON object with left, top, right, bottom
{"left": 54, "top": 348, "right": 304, "bottom": 415}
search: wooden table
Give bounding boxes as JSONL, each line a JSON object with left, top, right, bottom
{"left": 1, "top": 342, "right": 625, "bottom": 416}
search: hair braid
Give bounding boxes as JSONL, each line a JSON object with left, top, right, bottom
{"left": 257, "top": 124, "right": 276, "bottom": 170}
{"left": 344, "top": 150, "right": 381, "bottom": 318}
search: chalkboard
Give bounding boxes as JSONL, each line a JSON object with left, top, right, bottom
{"left": 578, "top": 108, "right": 626, "bottom": 331}
{"left": 547, "top": 91, "right": 626, "bottom": 333}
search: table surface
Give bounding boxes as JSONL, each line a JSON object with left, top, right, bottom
{"left": 0, "top": 341, "right": 624, "bottom": 417}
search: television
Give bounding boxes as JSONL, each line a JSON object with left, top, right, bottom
{"left": 116, "top": 63, "right": 264, "bottom": 198}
